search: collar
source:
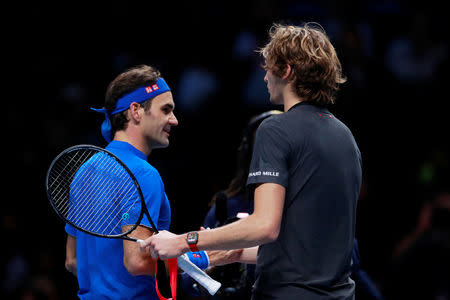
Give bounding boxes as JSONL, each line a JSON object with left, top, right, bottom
{"left": 106, "top": 140, "right": 147, "bottom": 161}
{"left": 288, "top": 101, "right": 330, "bottom": 113}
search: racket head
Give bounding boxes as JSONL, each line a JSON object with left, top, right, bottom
{"left": 46, "top": 144, "right": 147, "bottom": 238}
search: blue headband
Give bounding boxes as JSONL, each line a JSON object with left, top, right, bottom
{"left": 91, "top": 78, "right": 171, "bottom": 142}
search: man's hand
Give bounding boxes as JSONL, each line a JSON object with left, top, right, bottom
{"left": 65, "top": 234, "right": 77, "bottom": 277}
{"left": 139, "top": 230, "right": 185, "bottom": 259}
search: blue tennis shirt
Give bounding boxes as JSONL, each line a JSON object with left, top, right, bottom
{"left": 65, "top": 141, "right": 171, "bottom": 300}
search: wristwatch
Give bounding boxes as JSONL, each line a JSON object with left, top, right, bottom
{"left": 186, "top": 231, "right": 199, "bottom": 252}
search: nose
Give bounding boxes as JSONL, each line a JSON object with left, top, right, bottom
{"left": 264, "top": 71, "right": 268, "bottom": 83}
{"left": 169, "top": 113, "right": 178, "bottom": 126}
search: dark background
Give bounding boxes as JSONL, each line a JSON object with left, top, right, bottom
{"left": 3, "top": 1, "right": 449, "bottom": 299}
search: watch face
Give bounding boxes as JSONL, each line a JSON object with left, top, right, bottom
{"left": 186, "top": 232, "right": 198, "bottom": 244}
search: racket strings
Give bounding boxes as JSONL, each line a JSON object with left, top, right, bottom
{"left": 97, "top": 179, "right": 141, "bottom": 235}
{"left": 71, "top": 152, "right": 141, "bottom": 235}
{"left": 49, "top": 149, "right": 94, "bottom": 206}
{"left": 56, "top": 151, "right": 103, "bottom": 214}
{"left": 48, "top": 148, "right": 142, "bottom": 237}
{"left": 68, "top": 153, "right": 126, "bottom": 227}
{"left": 69, "top": 153, "right": 125, "bottom": 233}
{"left": 79, "top": 158, "right": 139, "bottom": 235}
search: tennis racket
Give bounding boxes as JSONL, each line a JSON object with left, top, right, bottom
{"left": 45, "top": 144, "right": 221, "bottom": 296}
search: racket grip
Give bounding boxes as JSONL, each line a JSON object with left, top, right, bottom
{"left": 136, "top": 239, "right": 221, "bottom": 295}
{"left": 177, "top": 254, "right": 221, "bottom": 295}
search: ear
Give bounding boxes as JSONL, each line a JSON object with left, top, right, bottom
{"left": 281, "top": 64, "right": 292, "bottom": 80}
{"left": 129, "top": 102, "right": 143, "bottom": 122}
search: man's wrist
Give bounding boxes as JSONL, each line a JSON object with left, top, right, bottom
{"left": 178, "top": 234, "right": 190, "bottom": 254}
{"left": 185, "top": 231, "right": 199, "bottom": 252}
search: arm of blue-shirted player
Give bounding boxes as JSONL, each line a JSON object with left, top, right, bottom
{"left": 123, "top": 225, "right": 185, "bottom": 276}
{"left": 65, "top": 234, "right": 77, "bottom": 277}
{"left": 206, "top": 246, "right": 259, "bottom": 266}
{"left": 123, "top": 225, "right": 158, "bottom": 276}
{"left": 140, "top": 183, "right": 285, "bottom": 260}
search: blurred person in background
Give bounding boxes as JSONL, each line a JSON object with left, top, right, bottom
{"left": 181, "top": 110, "right": 282, "bottom": 299}
{"left": 387, "top": 188, "right": 450, "bottom": 299}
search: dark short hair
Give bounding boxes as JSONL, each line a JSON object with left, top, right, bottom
{"left": 105, "top": 64, "right": 161, "bottom": 134}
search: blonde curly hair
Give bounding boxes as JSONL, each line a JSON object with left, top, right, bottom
{"left": 259, "top": 22, "right": 346, "bottom": 107}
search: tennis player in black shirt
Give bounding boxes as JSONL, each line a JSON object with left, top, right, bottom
{"left": 142, "top": 22, "right": 362, "bottom": 300}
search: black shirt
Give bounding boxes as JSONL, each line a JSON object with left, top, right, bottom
{"left": 247, "top": 102, "right": 362, "bottom": 300}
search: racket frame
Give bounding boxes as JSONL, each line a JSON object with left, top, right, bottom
{"left": 46, "top": 144, "right": 158, "bottom": 240}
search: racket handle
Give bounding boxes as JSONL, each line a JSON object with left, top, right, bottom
{"left": 177, "top": 254, "right": 221, "bottom": 295}
{"left": 136, "top": 239, "right": 221, "bottom": 295}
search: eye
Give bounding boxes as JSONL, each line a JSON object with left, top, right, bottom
{"left": 161, "top": 105, "right": 174, "bottom": 115}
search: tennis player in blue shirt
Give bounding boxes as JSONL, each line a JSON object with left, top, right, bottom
{"left": 65, "top": 64, "right": 178, "bottom": 299}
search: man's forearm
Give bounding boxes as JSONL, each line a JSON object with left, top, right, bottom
{"left": 238, "top": 246, "right": 258, "bottom": 264}
{"left": 190, "top": 184, "right": 284, "bottom": 252}
{"left": 141, "top": 183, "right": 285, "bottom": 260}
{"left": 193, "top": 213, "right": 276, "bottom": 252}
{"left": 207, "top": 246, "right": 258, "bottom": 267}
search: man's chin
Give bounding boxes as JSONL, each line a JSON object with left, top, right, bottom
{"left": 152, "top": 141, "right": 170, "bottom": 149}
{"left": 269, "top": 96, "right": 283, "bottom": 105}
{"left": 269, "top": 98, "right": 279, "bottom": 105}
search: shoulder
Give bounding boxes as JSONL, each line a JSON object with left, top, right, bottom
{"left": 256, "top": 113, "right": 290, "bottom": 140}
{"left": 115, "top": 152, "right": 164, "bottom": 185}
{"left": 259, "top": 107, "right": 311, "bottom": 135}
{"left": 135, "top": 161, "right": 163, "bottom": 182}
{"left": 259, "top": 113, "right": 284, "bottom": 129}
{"left": 255, "top": 111, "right": 300, "bottom": 151}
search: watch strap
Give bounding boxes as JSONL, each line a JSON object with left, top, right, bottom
{"left": 186, "top": 231, "right": 199, "bottom": 252}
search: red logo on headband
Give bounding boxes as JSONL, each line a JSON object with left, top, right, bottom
{"left": 145, "top": 84, "right": 159, "bottom": 93}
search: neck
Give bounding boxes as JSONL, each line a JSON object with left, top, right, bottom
{"left": 282, "top": 84, "right": 304, "bottom": 111}
{"left": 114, "top": 131, "right": 152, "bottom": 156}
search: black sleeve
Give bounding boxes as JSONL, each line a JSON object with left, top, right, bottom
{"left": 246, "top": 118, "right": 290, "bottom": 188}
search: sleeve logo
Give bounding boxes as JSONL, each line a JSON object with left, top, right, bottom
{"left": 248, "top": 171, "right": 279, "bottom": 177}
